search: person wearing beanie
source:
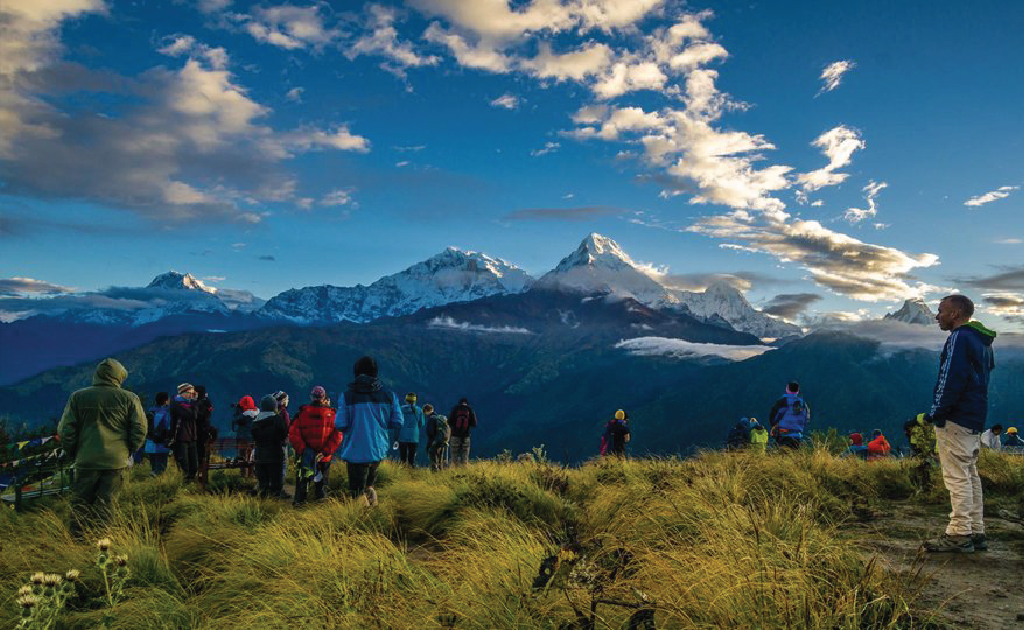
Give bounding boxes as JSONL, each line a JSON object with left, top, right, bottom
{"left": 845, "top": 433, "right": 868, "bottom": 460}
{"left": 726, "top": 418, "right": 751, "bottom": 451}
{"left": 448, "top": 397, "right": 478, "bottom": 467}
{"left": 768, "top": 381, "right": 811, "bottom": 450}
{"left": 289, "top": 385, "right": 342, "bottom": 505}
{"left": 272, "top": 390, "right": 291, "bottom": 495}
{"left": 144, "top": 392, "right": 172, "bottom": 476}
{"left": 396, "top": 392, "right": 426, "bottom": 467}
{"left": 600, "top": 409, "right": 631, "bottom": 457}
{"left": 338, "top": 355, "right": 404, "bottom": 504}
{"left": 58, "top": 358, "right": 147, "bottom": 537}
{"left": 867, "top": 429, "right": 891, "bottom": 462}
{"left": 251, "top": 395, "right": 288, "bottom": 497}
{"left": 749, "top": 421, "right": 769, "bottom": 455}
{"left": 169, "top": 381, "right": 199, "bottom": 481}
{"left": 422, "top": 404, "right": 451, "bottom": 471}
{"left": 232, "top": 396, "right": 258, "bottom": 478}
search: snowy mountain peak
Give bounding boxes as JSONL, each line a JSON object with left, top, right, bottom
{"left": 550, "top": 233, "right": 638, "bottom": 275}
{"left": 147, "top": 272, "right": 215, "bottom": 294}
{"left": 883, "top": 298, "right": 935, "bottom": 325}
{"left": 704, "top": 279, "right": 743, "bottom": 298}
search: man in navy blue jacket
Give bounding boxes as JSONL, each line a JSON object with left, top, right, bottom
{"left": 923, "top": 294, "right": 996, "bottom": 554}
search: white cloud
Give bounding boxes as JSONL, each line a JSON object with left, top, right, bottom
{"left": 242, "top": 5, "right": 340, "bottom": 50}
{"left": 844, "top": 180, "right": 888, "bottom": 224}
{"left": 321, "top": 189, "right": 353, "bottom": 206}
{"left": 490, "top": 93, "right": 520, "bottom": 109}
{"left": 348, "top": 5, "right": 440, "bottom": 69}
{"left": 530, "top": 141, "right": 560, "bottom": 156}
{"left": 994, "top": 238, "right": 1023, "bottom": 245}
{"left": 817, "top": 59, "right": 855, "bottom": 95}
{"left": 964, "top": 185, "right": 1019, "bottom": 207}
{"left": 285, "top": 87, "right": 304, "bottom": 102}
{"left": 0, "top": 277, "right": 74, "bottom": 296}
{"left": 198, "top": 0, "right": 232, "bottom": 14}
{"left": 428, "top": 316, "right": 532, "bottom": 334}
{"left": 395, "top": 160, "right": 409, "bottom": 167}
{"left": 796, "top": 126, "right": 865, "bottom": 191}
{"left": 615, "top": 336, "right": 774, "bottom": 361}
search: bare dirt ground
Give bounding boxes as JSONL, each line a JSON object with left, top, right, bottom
{"left": 851, "top": 502, "right": 1024, "bottom": 630}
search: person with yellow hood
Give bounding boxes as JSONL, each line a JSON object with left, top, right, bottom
{"left": 749, "top": 419, "right": 769, "bottom": 454}
{"left": 58, "top": 358, "right": 147, "bottom": 536}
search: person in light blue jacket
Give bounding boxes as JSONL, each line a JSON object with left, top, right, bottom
{"left": 338, "top": 355, "right": 404, "bottom": 504}
{"left": 397, "top": 392, "right": 426, "bottom": 467}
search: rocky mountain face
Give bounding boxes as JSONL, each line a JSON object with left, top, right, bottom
{"left": 258, "top": 248, "right": 534, "bottom": 323}
{"left": 883, "top": 299, "right": 935, "bottom": 325}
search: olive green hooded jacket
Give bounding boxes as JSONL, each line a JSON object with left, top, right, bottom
{"left": 58, "top": 358, "right": 148, "bottom": 470}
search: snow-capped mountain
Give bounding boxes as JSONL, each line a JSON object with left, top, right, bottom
{"left": 258, "top": 248, "right": 534, "bottom": 323}
{"left": 534, "top": 233, "right": 682, "bottom": 308}
{"left": 147, "top": 271, "right": 216, "bottom": 294}
{"left": 883, "top": 298, "right": 935, "bottom": 325}
{"left": 534, "top": 233, "right": 801, "bottom": 338}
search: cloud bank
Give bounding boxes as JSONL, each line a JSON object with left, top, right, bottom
{"left": 615, "top": 336, "right": 774, "bottom": 361}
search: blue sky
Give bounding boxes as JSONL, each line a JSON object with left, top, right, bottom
{"left": 1, "top": 0, "right": 1022, "bottom": 328}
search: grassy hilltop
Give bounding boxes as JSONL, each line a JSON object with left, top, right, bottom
{"left": 2, "top": 449, "right": 1022, "bottom": 629}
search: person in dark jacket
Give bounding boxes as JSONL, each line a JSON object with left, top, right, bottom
{"left": 58, "top": 358, "right": 147, "bottom": 537}
{"left": 194, "top": 385, "right": 214, "bottom": 482}
{"left": 169, "top": 383, "right": 199, "bottom": 481}
{"left": 289, "top": 386, "right": 342, "bottom": 504}
{"left": 273, "top": 391, "right": 291, "bottom": 496}
{"left": 251, "top": 395, "right": 288, "bottom": 498}
{"left": 923, "top": 294, "right": 996, "bottom": 554}
{"left": 145, "top": 392, "right": 172, "bottom": 476}
{"left": 233, "top": 396, "right": 258, "bottom": 478}
{"left": 726, "top": 418, "right": 751, "bottom": 450}
{"left": 768, "top": 382, "right": 810, "bottom": 449}
{"left": 448, "top": 398, "right": 478, "bottom": 467}
{"left": 600, "top": 409, "right": 631, "bottom": 457}
{"left": 338, "top": 356, "right": 404, "bottom": 503}
{"left": 423, "top": 404, "right": 450, "bottom": 471}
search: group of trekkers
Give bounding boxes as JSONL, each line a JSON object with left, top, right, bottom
{"left": 724, "top": 381, "right": 811, "bottom": 453}
{"left": 140, "top": 356, "right": 481, "bottom": 506}
{"left": 52, "top": 293, "right": 1011, "bottom": 555}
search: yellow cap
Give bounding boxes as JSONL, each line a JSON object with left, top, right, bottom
{"left": 615, "top": 409, "right": 625, "bottom": 421}
{"left": 1008, "top": 427, "right": 1018, "bottom": 434}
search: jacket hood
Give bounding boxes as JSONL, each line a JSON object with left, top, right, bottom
{"left": 255, "top": 411, "right": 278, "bottom": 422}
{"left": 962, "top": 321, "right": 997, "bottom": 345}
{"left": 349, "top": 374, "right": 382, "bottom": 393}
{"left": 92, "top": 358, "right": 127, "bottom": 387}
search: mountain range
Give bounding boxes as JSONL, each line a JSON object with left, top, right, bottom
{"left": 1, "top": 234, "right": 930, "bottom": 385}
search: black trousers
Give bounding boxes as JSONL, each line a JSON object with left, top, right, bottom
{"left": 255, "top": 461, "right": 284, "bottom": 497}
{"left": 173, "top": 441, "right": 199, "bottom": 481}
{"left": 398, "top": 442, "right": 418, "bottom": 467}
{"left": 294, "top": 461, "right": 331, "bottom": 505}
{"left": 346, "top": 461, "right": 380, "bottom": 499}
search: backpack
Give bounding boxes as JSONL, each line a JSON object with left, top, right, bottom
{"left": 432, "top": 415, "right": 451, "bottom": 444}
{"left": 453, "top": 405, "right": 472, "bottom": 431}
{"left": 148, "top": 409, "right": 169, "bottom": 444}
{"left": 776, "top": 395, "right": 808, "bottom": 435}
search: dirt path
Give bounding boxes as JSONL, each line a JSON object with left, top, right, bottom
{"left": 850, "top": 503, "right": 1023, "bottom": 629}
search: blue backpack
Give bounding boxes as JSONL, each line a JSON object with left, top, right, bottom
{"left": 775, "top": 394, "right": 808, "bottom": 435}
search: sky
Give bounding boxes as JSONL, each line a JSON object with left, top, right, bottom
{"left": 0, "top": 0, "right": 1022, "bottom": 329}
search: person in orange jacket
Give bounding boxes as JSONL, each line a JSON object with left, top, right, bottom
{"left": 866, "top": 429, "right": 891, "bottom": 461}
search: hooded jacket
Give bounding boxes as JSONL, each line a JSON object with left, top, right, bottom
{"left": 58, "top": 358, "right": 147, "bottom": 470}
{"left": 867, "top": 434, "right": 891, "bottom": 461}
{"left": 337, "top": 375, "right": 404, "bottom": 464}
{"left": 398, "top": 403, "right": 426, "bottom": 444}
{"left": 749, "top": 425, "right": 769, "bottom": 453}
{"left": 929, "top": 321, "right": 996, "bottom": 432}
{"left": 251, "top": 410, "right": 288, "bottom": 463}
{"left": 170, "top": 395, "right": 197, "bottom": 443}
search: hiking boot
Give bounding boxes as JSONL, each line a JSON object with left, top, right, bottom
{"left": 364, "top": 486, "right": 378, "bottom": 506}
{"left": 971, "top": 533, "right": 988, "bottom": 551}
{"left": 923, "top": 533, "right": 974, "bottom": 553}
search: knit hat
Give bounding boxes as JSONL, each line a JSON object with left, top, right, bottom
{"left": 422, "top": 404, "right": 434, "bottom": 414}
{"left": 238, "top": 396, "right": 257, "bottom": 411}
{"left": 748, "top": 417, "right": 758, "bottom": 425}
{"left": 405, "top": 392, "right": 417, "bottom": 403}
{"left": 614, "top": 409, "right": 625, "bottom": 421}
{"left": 849, "top": 432, "right": 863, "bottom": 445}
{"left": 310, "top": 385, "right": 327, "bottom": 400}
{"left": 273, "top": 391, "right": 289, "bottom": 407}
{"left": 1008, "top": 427, "right": 1018, "bottom": 434}
{"left": 354, "top": 355, "right": 378, "bottom": 378}
{"left": 260, "top": 395, "right": 278, "bottom": 412}
{"left": 177, "top": 383, "right": 195, "bottom": 395}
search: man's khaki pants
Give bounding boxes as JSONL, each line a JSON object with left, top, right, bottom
{"left": 935, "top": 422, "right": 984, "bottom": 536}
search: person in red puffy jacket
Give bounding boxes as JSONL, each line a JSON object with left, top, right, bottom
{"left": 289, "top": 386, "right": 342, "bottom": 504}
{"left": 866, "top": 429, "right": 891, "bottom": 462}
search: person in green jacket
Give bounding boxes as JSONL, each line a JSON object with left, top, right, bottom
{"left": 749, "top": 419, "right": 769, "bottom": 454}
{"left": 58, "top": 358, "right": 147, "bottom": 537}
